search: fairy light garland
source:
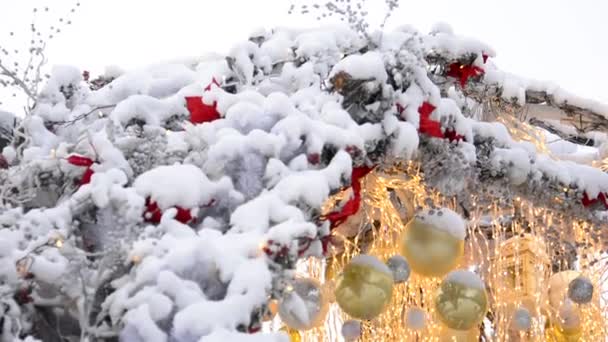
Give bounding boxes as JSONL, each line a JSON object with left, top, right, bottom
{"left": 274, "top": 159, "right": 607, "bottom": 341}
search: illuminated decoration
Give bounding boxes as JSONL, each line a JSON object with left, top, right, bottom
{"left": 434, "top": 270, "right": 488, "bottom": 331}
{"left": 334, "top": 255, "right": 394, "bottom": 320}
{"left": 278, "top": 278, "right": 329, "bottom": 330}
{"left": 400, "top": 214, "right": 464, "bottom": 278}
{"left": 272, "top": 161, "right": 607, "bottom": 341}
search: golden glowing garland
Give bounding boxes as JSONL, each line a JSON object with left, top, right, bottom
{"left": 281, "top": 161, "right": 607, "bottom": 341}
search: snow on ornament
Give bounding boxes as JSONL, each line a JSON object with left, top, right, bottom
{"left": 405, "top": 307, "right": 427, "bottom": 331}
{"left": 435, "top": 270, "right": 488, "bottom": 331}
{"left": 386, "top": 255, "right": 411, "bottom": 283}
{"left": 512, "top": 307, "right": 532, "bottom": 331}
{"left": 278, "top": 278, "right": 329, "bottom": 331}
{"left": 400, "top": 208, "right": 465, "bottom": 277}
{"left": 335, "top": 255, "right": 394, "bottom": 320}
{"left": 568, "top": 276, "right": 594, "bottom": 305}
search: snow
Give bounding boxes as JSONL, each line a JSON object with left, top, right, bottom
{"left": 0, "top": 23, "right": 606, "bottom": 341}
{"left": 416, "top": 208, "right": 466, "bottom": 240}
{"left": 445, "top": 269, "right": 485, "bottom": 289}
{"left": 330, "top": 52, "right": 388, "bottom": 82}
{"left": 350, "top": 254, "right": 392, "bottom": 276}
{"left": 134, "top": 163, "right": 234, "bottom": 209}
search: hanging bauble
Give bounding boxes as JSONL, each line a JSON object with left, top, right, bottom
{"left": 555, "top": 300, "right": 582, "bottom": 337}
{"left": 278, "top": 278, "right": 329, "bottom": 330}
{"left": 386, "top": 255, "right": 411, "bottom": 283}
{"left": 335, "top": 255, "right": 394, "bottom": 320}
{"left": 568, "top": 276, "right": 594, "bottom": 304}
{"left": 512, "top": 307, "right": 532, "bottom": 331}
{"left": 341, "top": 320, "right": 362, "bottom": 341}
{"left": 435, "top": 270, "right": 488, "bottom": 331}
{"left": 547, "top": 325, "right": 582, "bottom": 342}
{"left": 400, "top": 209, "right": 465, "bottom": 277}
{"left": 279, "top": 326, "right": 302, "bottom": 342}
{"left": 548, "top": 271, "right": 580, "bottom": 309}
{"left": 405, "top": 307, "right": 427, "bottom": 331}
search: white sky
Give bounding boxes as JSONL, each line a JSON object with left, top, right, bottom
{"left": 1, "top": 0, "right": 607, "bottom": 114}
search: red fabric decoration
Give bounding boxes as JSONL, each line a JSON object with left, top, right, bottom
{"left": 323, "top": 166, "right": 375, "bottom": 229}
{"left": 397, "top": 102, "right": 465, "bottom": 142}
{"left": 418, "top": 102, "right": 443, "bottom": 138}
{"left": 66, "top": 155, "right": 94, "bottom": 167}
{"left": 447, "top": 62, "right": 485, "bottom": 88}
{"left": 444, "top": 128, "right": 465, "bottom": 143}
{"left": 143, "top": 198, "right": 194, "bottom": 224}
{"left": 482, "top": 53, "right": 489, "bottom": 64}
{"left": 186, "top": 78, "right": 221, "bottom": 124}
{"left": 0, "top": 154, "right": 8, "bottom": 169}
{"left": 80, "top": 167, "right": 95, "bottom": 186}
{"left": 581, "top": 192, "right": 608, "bottom": 209}
{"left": 67, "top": 155, "right": 95, "bottom": 186}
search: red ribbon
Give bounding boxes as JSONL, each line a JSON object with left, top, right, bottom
{"left": 323, "top": 166, "right": 374, "bottom": 229}
{"left": 185, "top": 78, "right": 221, "bottom": 124}
{"left": 447, "top": 62, "right": 484, "bottom": 88}
{"left": 143, "top": 198, "right": 194, "bottom": 224}
{"left": 397, "top": 102, "right": 464, "bottom": 142}
{"left": 66, "top": 155, "right": 95, "bottom": 186}
{"left": 581, "top": 192, "right": 608, "bottom": 209}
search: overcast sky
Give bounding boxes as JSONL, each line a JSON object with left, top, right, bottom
{"left": 1, "top": 0, "right": 607, "bottom": 113}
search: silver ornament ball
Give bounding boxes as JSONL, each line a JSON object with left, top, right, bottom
{"left": 513, "top": 307, "right": 532, "bottom": 331}
{"left": 278, "top": 278, "right": 328, "bottom": 330}
{"left": 568, "top": 276, "right": 594, "bottom": 304}
{"left": 341, "top": 320, "right": 362, "bottom": 341}
{"left": 405, "top": 307, "right": 426, "bottom": 331}
{"left": 386, "top": 255, "right": 411, "bottom": 283}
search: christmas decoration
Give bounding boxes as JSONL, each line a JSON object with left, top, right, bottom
{"left": 335, "top": 255, "right": 394, "bottom": 320}
{"left": 400, "top": 209, "right": 465, "bottom": 277}
{"left": 278, "top": 278, "right": 329, "bottom": 330}
{"left": 341, "top": 320, "right": 362, "bottom": 341}
{"left": 568, "top": 276, "right": 594, "bottom": 304}
{"left": 0, "top": 3, "right": 607, "bottom": 340}
{"left": 435, "top": 270, "right": 488, "bottom": 331}
{"left": 185, "top": 78, "right": 221, "bottom": 124}
{"left": 405, "top": 307, "right": 427, "bottom": 331}
{"left": 548, "top": 271, "right": 581, "bottom": 310}
{"left": 386, "top": 255, "right": 410, "bottom": 283}
{"left": 512, "top": 307, "right": 533, "bottom": 331}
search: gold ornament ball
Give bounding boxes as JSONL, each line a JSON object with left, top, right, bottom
{"left": 439, "top": 326, "right": 480, "bottom": 342}
{"left": 547, "top": 326, "right": 582, "bottom": 342}
{"left": 280, "top": 326, "right": 302, "bottom": 342}
{"left": 335, "top": 255, "right": 394, "bottom": 320}
{"left": 400, "top": 215, "right": 464, "bottom": 277}
{"left": 435, "top": 270, "right": 488, "bottom": 331}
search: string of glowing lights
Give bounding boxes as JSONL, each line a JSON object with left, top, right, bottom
{"left": 276, "top": 160, "right": 607, "bottom": 341}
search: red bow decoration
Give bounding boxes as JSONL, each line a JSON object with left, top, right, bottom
{"left": 185, "top": 78, "right": 221, "bottom": 124}
{"left": 66, "top": 155, "right": 95, "bottom": 186}
{"left": 581, "top": 192, "right": 608, "bottom": 209}
{"left": 397, "top": 102, "right": 465, "bottom": 142}
{"left": 143, "top": 197, "right": 195, "bottom": 224}
{"left": 417, "top": 102, "right": 443, "bottom": 138}
{"left": 323, "top": 166, "right": 375, "bottom": 230}
{"left": 447, "top": 62, "right": 484, "bottom": 88}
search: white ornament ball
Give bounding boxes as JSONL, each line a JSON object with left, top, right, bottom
{"left": 341, "top": 320, "right": 362, "bottom": 341}
{"left": 513, "top": 307, "right": 532, "bottom": 331}
{"left": 386, "top": 255, "right": 411, "bottom": 283}
{"left": 405, "top": 307, "right": 427, "bottom": 331}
